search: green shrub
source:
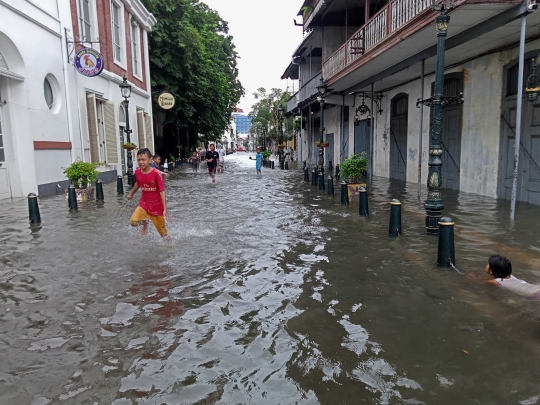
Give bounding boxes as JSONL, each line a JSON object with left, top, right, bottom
{"left": 63, "top": 160, "right": 101, "bottom": 189}
{"left": 262, "top": 150, "right": 271, "bottom": 159}
{"left": 341, "top": 152, "right": 368, "bottom": 183}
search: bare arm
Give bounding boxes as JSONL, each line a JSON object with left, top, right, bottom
{"left": 127, "top": 183, "right": 140, "bottom": 200}
{"left": 160, "top": 190, "right": 168, "bottom": 219}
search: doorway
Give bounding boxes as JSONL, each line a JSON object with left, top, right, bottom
{"left": 325, "top": 133, "right": 334, "bottom": 169}
{"left": 341, "top": 106, "right": 349, "bottom": 162}
{"left": 0, "top": 80, "right": 11, "bottom": 199}
{"left": 354, "top": 119, "right": 370, "bottom": 156}
{"left": 499, "top": 54, "right": 540, "bottom": 204}
{"left": 390, "top": 93, "right": 408, "bottom": 181}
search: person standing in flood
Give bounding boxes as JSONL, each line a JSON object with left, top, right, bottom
{"left": 249, "top": 147, "right": 263, "bottom": 176}
{"left": 205, "top": 143, "right": 219, "bottom": 183}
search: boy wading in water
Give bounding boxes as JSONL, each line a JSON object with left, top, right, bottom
{"left": 127, "top": 148, "right": 169, "bottom": 238}
{"left": 205, "top": 143, "right": 219, "bottom": 183}
{"left": 249, "top": 147, "right": 263, "bottom": 175}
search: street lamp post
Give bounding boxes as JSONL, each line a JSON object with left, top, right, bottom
{"left": 316, "top": 78, "right": 329, "bottom": 190}
{"left": 416, "top": 0, "right": 461, "bottom": 234}
{"left": 175, "top": 119, "right": 181, "bottom": 163}
{"left": 278, "top": 105, "right": 285, "bottom": 169}
{"left": 119, "top": 77, "right": 134, "bottom": 186}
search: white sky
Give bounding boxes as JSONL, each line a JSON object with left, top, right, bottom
{"left": 201, "top": 0, "right": 305, "bottom": 114}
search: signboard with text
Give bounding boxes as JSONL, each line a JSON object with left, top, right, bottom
{"left": 157, "top": 92, "right": 175, "bottom": 110}
{"left": 74, "top": 48, "right": 104, "bottom": 77}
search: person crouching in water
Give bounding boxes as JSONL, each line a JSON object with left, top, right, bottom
{"left": 485, "top": 254, "right": 540, "bottom": 299}
{"left": 127, "top": 148, "right": 169, "bottom": 238}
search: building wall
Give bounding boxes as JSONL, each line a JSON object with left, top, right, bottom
{"left": 323, "top": 26, "right": 346, "bottom": 61}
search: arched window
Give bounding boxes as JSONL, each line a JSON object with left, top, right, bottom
{"left": 118, "top": 103, "right": 126, "bottom": 124}
{"left": 44, "top": 78, "right": 54, "bottom": 108}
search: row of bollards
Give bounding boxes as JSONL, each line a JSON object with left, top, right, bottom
{"left": 301, "top": 163, "right": 455, "bottom": 268}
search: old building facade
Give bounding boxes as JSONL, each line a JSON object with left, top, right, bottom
{"left": 284, "top": 0, "right": 540, "bottom": 205}
{"left": 0, "top": 0, "right": 155, "bottom": 199}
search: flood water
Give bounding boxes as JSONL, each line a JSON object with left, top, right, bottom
{"left": 1, "top": 154, "right": 540, "bottom": 405}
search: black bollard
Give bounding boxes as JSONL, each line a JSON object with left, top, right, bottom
{"left": 96, "top": 180, "right": 104, "bottom": 202}
{"left": 68, "top": 185, "right": 78, "bottom": 211}
{"left": 359, "top": 186, "right": 369, "bottom": 216}
{"left": 117, "top": 176, "right": 124, "bottom": 194}
{"left": 335, "top": 165, "right": 340, "bottom": 178}
{"left": 285, "top": 162, "right": 289, "bottom": 170}
{"left": 318, "top": 170, "right": 325, "bottom": 191}
{"left": 389, "top": 199, "right": 402, "bottom": 236}
{"left": 311, "top": 169, "right": 317, "bottom": 186}
{"left": 437, "top": 217, "right": 456, "bottom": 267}
{"left": 305, "top": 167, "right": 310, "bottom": 182}
{"left": 168, "top": 162, "right": 173, "bottom": 172}
{"left": 303, "top": 160, "right": 306, "bottom": 169}
{"left": 272, "top": 161, "right": 275, "bottom": 170}
{"left": 329, "top": 160, "right": 333, "bottom": 171}
{"left": 340, "top": 181, "right": 349, "bottom": 205}
{"left": 327, "top": 176, "right": 334, "bottom": 196}
{"left": 27, "top": 193, "right": 41, "bottom": 224}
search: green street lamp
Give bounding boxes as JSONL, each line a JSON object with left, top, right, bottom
{"left": 278, "top": 105, "right": 285, "bottom": 169}
{"left": 119, "top": 77, "right": 134, "bottom": 186}
{"left": 175, "top": 119, "right": 181, "bottom": 164}
{"left": 316, "top": 78, "right": 329, "bottom": 190}
{"left": 416, "top": 0, "right": 462, "bottom": 234}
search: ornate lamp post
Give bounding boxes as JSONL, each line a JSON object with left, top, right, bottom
{"left": 175, "top": 119, "right": 181, "bottom": 162}
{"left": 316, "top": 78, "right": 329, "bottom": 190}
{"left": 416, "top": 0, "right": 461, "bottom": 234}
{"left": 278, "top": 105, "right": 285, "bottom": 169}
{"left": 119, "top": 77, "right": 134, "bottom": 186}
{"left": 525, "top": 55, "right": 540, "bottom": 102}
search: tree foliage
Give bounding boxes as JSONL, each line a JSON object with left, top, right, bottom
{"left": 142, "top": 0, "right": 244, "bottom": 148}
{"left": 249, "top": 88, "right": 293, "bottom": 141}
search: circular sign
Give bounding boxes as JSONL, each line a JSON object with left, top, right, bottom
{"left": 74, "top": 48, "right": 104, "bottom": 77}
{"left": 158, "top": 92, "right": 175, "bottom": 110}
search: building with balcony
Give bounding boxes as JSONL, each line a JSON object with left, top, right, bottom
{"left": 284, "top": 0, "right": 540, "bottom": 205}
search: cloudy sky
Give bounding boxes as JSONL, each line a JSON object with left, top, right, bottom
{"left": 201, "top": 0, "right": 305, "bottom": 114}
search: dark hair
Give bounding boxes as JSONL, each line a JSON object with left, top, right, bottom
{"left": 488, "top": 255, "right": 512, "bottom": 279}
{"left": 153, "top": 154, "right": 161, "bottom": 159}
{"left": 137, "top": 148, "right": 152, "bottom": 158}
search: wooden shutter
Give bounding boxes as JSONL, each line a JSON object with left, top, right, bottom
{"left": 103, "top": 101, "right": 118, "bottom": 164}
{"left": 144, "top": 113, "right": 153, "bottom": 152}
{"left": 136, "top": 110, "right": 146, "bottom": 148}
{"left": 86, "top": 93, "right": 100, "bottom": 163}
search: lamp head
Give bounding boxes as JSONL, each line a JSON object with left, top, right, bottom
{"left": 119, "top": 76, "right": 132, "bottom": 99}
{"left": 316, "top": 78, "right": 328, "bottom": 98}
{"left": 435, "top": 13, "right": 450, "bottom": 33}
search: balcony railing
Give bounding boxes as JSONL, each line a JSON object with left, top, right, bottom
{"left": 286, "top": 71, "right": 323, "bottom": 113}
{"left": 322, "top": 0, "right": 432, "bottom": 80}
{"left": 287, "top": 91, "right": 299, "bottom": 113}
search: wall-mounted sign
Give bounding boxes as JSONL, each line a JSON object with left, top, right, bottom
{"left": 157, "top": 92, "right": 175, "bottom": 110}
{"left": 74, "top": 48, "right": 104, "bottom": 77}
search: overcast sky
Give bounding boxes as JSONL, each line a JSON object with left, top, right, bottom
{"left": 201, "top": 0, "right": 305, "bottom": 114}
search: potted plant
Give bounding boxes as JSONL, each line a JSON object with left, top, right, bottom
{"left": 341, "top": 152, "right": 368, "bottom": 199}
{"left": 316, "top": 140, "right": 330, "bottom": 148}
{"left": 262, "top": 150, "right": 271, "bottom": 166}
{"left": 63, "top": 159, "right": 102, "bottom": 202}
{"left": 121, "top": 142, "right": 137, "bottom": 150}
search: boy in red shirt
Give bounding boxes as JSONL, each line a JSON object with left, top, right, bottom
{"left": 127, "top": 148, "right": 169, "bottom": 237}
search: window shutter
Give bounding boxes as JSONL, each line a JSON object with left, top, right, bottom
{"left": 103, "top": 101, "right": 118, "bottom": 164}
{"left": 144, "top": 113, "right": 153, "bottom": 152}
{"left": 86, "top": 93, "right": 100, "bottom": 163}
{"left": 136, "top": 110, "right": 146, "bottom": 148}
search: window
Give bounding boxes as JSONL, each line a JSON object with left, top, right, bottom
{"left": 78, "top": 0, "right": 92, "bottom": 41}
{"left": 131, "top": 21, "right": 140, "bottom": 76}
{"left": 44, "top": 78, "right": 54, "bottom": 108}
{"left": 111, "top": 2, "right": 122, "bottom": 63}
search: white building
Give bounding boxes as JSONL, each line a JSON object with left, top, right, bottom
{"left": 0, "top": 0, "right": 156, "bottom": 199}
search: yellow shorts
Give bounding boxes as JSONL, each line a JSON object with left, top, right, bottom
{"left": 130, "top": 206, "right": 168, "bottom": 236}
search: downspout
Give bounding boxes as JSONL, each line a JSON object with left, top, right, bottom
{"left": 418, "top": 59, "right": 425, "bottom": 200}
{"left": 510, "top": 15, "right": 527, "bottom": 220}
{"left": 370, "top": 83, "right": 374, "bottom": 185}
{"left": 59, "top": 13, "right": 75, "bottom": 162}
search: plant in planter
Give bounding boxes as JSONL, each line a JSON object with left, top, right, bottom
{"left": 262, "top": 150, "right": 271, "bottom": 160}
{"left": 341, "top": 152, "right": 368, "bottom": 199}
{"left": 121, "top": 142, "right": 137, "bottom": 150}
{"left": 63, "top": 160, "right": 102, "bottom": 202}
{"left": 316, "top": 140, "right": 330, "bottom": 147}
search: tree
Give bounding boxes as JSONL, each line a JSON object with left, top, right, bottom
{"left": 249, "top": 88, "right": 294, "bottom": 144}
{"left": 141, "top": 0, "right": 244, "bottom": 154}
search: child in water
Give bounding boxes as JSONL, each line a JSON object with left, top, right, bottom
{"left": 485, "top": 254, "right": 540, "bottom": 299}
{"left": 249, "top": 147, "right": 263, "bottom": 175}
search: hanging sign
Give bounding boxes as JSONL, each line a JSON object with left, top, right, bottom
{"left": 157, "top": 92, "right": 175, "bottom": 110}
{"left": 74, "top": 48, "right": 104, "bottom": 77}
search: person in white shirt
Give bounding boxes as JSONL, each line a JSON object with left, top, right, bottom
{"left": 217, "top": 146, "right": 226, "bottom": 173}
{"left": 485, "top": 254, "right": 540, "bottom": 299}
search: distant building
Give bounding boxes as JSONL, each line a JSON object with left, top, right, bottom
{"left": 235, "top": 115, "right": 253, "bottom": 134}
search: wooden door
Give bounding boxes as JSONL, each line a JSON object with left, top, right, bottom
{"left": 0, "top": 82, "right": 10, "bottom": 199}
{"left": 325, "top": 133, "right": 334, "bottom": 169}
{"left": 354, "top": 120, "right": 370, "bottom": 156}
{"left": 390, "top": 94, "right": 408, "bottom": 181}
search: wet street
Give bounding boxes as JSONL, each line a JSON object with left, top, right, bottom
{"left": 1, "top": 153, "right": 540, "bottom": 404}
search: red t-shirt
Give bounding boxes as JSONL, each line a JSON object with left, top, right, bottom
{"left": 135, "top": 168, "right": 165, "bottom": 216}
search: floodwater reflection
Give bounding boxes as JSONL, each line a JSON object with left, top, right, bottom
{"left": 0, "top": 154, "right": 540, "bottom": 404}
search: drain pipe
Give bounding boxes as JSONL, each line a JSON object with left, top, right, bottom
{"left": 510, "top": 15, "right": 527, "bottom": 220}
{"left": 418, "top": 59, "right": 425, "bottom": 201}
{"left": 370, "top": 82, "right": 374, "bottom": 185}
